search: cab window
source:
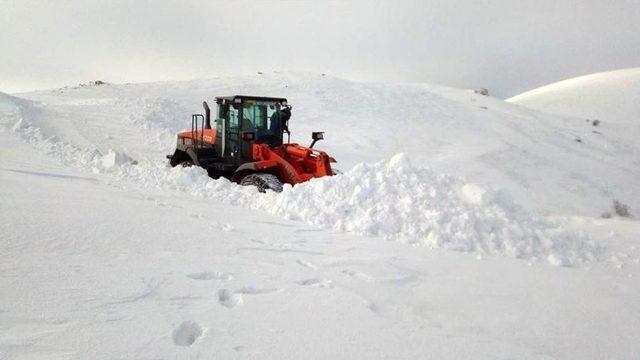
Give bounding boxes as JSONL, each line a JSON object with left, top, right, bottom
{"left": 242, "top": 102, "right": 282, "bottom": 144}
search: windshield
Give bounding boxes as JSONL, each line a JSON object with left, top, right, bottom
{"left": 242, "top": 101, "right": 282, "bottom": 145}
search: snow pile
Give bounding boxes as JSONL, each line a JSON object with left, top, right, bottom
{"left": 258, "top": 154, "right": 600, "bottom": 266}
{"left": 11, "top": 117, "right": 100, "bottom": 167}
{"left": 5, "top": 95, "right": 138, "bottom": 172}
{"left": 104, "top": 153, "right": 599, "bottom": 266}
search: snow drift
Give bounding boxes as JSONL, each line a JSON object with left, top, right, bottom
{"left": 262, "top": 154, "right": 600, "bottom": 266}
{"left": 108, "top": 153, "right": 600, "bottom": 266}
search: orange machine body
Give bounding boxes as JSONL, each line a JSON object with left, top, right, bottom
{"left": 177, "top": 129, "right": 217, "bottom": 145}
{"left": 249, "top": 143, "right": 334, "bottom": 184}
{"left": 175, "top": 130, "right": 333, "bottom": 185}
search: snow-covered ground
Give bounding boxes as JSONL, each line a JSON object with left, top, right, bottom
{"left": 1, "top": 72, "right": 639, "bottom": 359}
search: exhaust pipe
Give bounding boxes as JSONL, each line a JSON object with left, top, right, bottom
{"left": 203, "top": 101, "right": 211, "bottom": 129}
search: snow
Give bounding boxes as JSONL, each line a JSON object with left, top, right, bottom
{"left": 1, "top": 72, "right": 639, "bottom": 359}
{"left": 260, "top": 154, "right": 600, "bottom": 266}
{"left": 4, "top": 88, "right": 601, "bottom": 265}
{"left": 507, "top": 68, "right": 640, "bottom": 126}
{"left": 172, "top": 321, "right": 206, "bottom": 347}
{"left": 95, "top": 150, "right": 135, "bottom": 170}
{"left": 9, "top": 72, "right": 640, "bottom": 217}
{"left": 508, "top": 68, "right": 640, "bottom": 168}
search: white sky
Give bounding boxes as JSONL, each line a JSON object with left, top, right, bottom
{"left": 1, "top": 0, "right": 639, "bottom": 97}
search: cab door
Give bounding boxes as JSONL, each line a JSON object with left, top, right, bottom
{"left": 225, "top": 105, "right": 240, "bottom": 159}
{"left": 215, "top": 102, "right": 240, "bottom": 160}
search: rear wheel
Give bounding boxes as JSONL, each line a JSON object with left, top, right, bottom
{"left": 168, "top": 150, "right": 190, "bottom": 167}
{"left": 240, "top": 173, "right": 283, "bottom": 193}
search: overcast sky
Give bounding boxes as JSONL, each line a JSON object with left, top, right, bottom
{"left": 1, "top": 0, "right": 639, "bottom": 97}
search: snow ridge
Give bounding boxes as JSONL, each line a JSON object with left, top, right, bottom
{"left": 261, "top": 154, "right": 601, "bottom": 266}
{"left": 6, "top": 92, "right": 601, "bottom": 266}
{"left": 108, "top": 153, "right": 600, "bottom": 266}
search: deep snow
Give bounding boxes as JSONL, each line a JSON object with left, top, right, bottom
{"left": 1, "top": 72, "right": 639, "bottom": 359}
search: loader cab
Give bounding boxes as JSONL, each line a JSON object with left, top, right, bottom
{"left": 214, "top": 96, "right": 288, "bottom": 163}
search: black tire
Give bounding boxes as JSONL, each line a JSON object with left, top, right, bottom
{"left": 180, "top": 160, "right": 194, "bottom": 168}
{"left": 169, "top": 150, "right": 190, "bottom": 167}
{"left": 240, "top": 173, "right": 283, "bottom": 193}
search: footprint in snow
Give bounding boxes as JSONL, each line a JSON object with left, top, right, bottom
{"left": 297, "top": 278, "right": 333, "bottom": 288}
{"left": 173, "top": 321, "right": 205, "bottom": 346}
{"left": 342, "top": 269, "right": 375, "bottom": 282}
{"left": 235, "top": 285, "right": 281, "bottom": 294}
{"left": 296, "top": 259, "right": 318, "bottom": 270}
{"left": 218, "top": 289, "right": 243, "bottom": 308}
{"left": 187, "top": 271, "right": 234, "bottom": 281}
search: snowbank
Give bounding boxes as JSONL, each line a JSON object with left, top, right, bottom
{"left": 259, "top": 154, "right": 600, "bottom": 266}
{"left": 105, "top": 153, "right": 599, "bottom": 266}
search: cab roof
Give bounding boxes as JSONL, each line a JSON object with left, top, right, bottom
{"left": 215, "top": 95, "right": 287, "bottom": 104}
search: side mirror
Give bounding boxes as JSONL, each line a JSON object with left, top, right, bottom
{"left": 310, "top": 131, "right": 324, "bottom": 148}
{"left": 281, "top": 105, "right": 292, "bottom": 121}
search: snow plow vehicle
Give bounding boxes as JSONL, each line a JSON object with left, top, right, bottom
{"left": 167, "top": 96, "right": 336, "bottom": 192}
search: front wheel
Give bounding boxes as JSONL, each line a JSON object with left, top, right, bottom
{"left": 240, "top": 173, "right": 283, "bottom": 193}
{"left": 180, "top": 160, "right": 194, "bottom": 167}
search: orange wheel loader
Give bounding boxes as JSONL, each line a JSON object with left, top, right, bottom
{"left": 167, "top": 96, "right": 337, "bottom": 192}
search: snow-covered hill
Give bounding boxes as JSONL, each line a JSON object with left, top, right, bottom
{"left": 8, "top": 72, "right": 640, "bottom": 217}
{"left": 508, "top": 68, "right": 640, "bottom": 156}
{"left": 1, "top": 73, "right": 639, "bottom": 359}
{"left": 508, "top": 68, "right": 640, "bottom": 124}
